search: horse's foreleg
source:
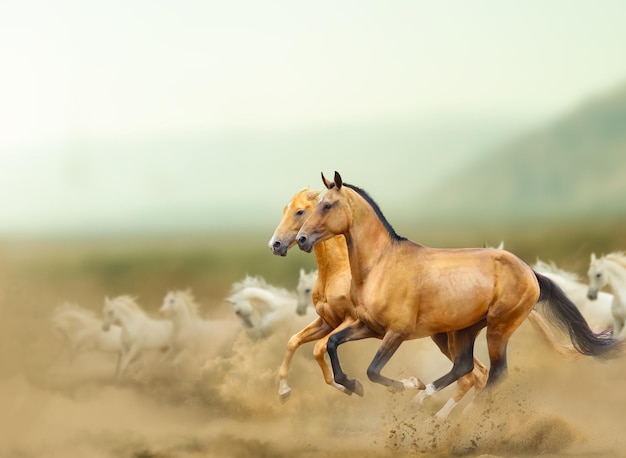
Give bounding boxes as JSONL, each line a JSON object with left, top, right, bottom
{"left": 327, "top": 320, "right": 380, "bottom": 396}
{"left": 312, "top": 318, "right": 359, "bottom": 396}
{"left": 113, "top": 351, "right": 122, "bottom": 379}
{"left": 117, "top": 346, "right": 140, "bottom": 380}
{"left": 277, "top": 317, "right": 332, "bottom": 402}
{"left": 366, "top": 331, "right": 426, "bottom": 392}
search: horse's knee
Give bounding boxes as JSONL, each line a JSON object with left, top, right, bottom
{"left": 313, "top": 340, "right": 327, "bottom": 360}
{"left": 286, "top": 334, "right": 301, "bottom": 352}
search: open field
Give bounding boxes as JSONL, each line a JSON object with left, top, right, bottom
{"left": 1, "top": 222, "right": 626, "bottom": 458}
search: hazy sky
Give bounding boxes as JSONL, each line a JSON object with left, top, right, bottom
{"left": 1, "top": 1, "right": 626, "bottom": 235}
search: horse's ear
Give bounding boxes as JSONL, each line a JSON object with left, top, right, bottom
{"left": 305, "top": 189, "right": 321, "bottom": 202}
{"left": 333, "top": 171, "right": 343, "bottom": 189}
{"left": 591, "top": 252, "right": 596, "bottom": 262}
{"left": 321, "top": 172, "right": 334, "bottom": 189}
{"left": 497, "top": 241, "right": 504, "bottom": 250}
{"left": 300, "top": 267, "right": 305, "bottom": 277}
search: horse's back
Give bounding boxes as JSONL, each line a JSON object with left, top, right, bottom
{"left": 359, "top": 246, "right": 538, "bottom": 336}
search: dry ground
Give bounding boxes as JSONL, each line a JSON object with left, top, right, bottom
{"left": 1, "top": 237, "right": 625, "bottom": 458}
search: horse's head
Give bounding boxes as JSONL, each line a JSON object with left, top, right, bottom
{"left": 295, "top": 268, "right": 317, "bottom": 315}
{"left": 159, "top": 291, "right": 177, "bottom": 318}
{"left": 268, "top": 187, "right": 322, "bottom": 256}
{"left": 102, "top": 296, "right": 118, "bottom": 331}
{"left": 587, "top": 253, "right": 608, "bottom": 300}
{"left": 297, "top": 172, "right": 350, "bottom": 253}
{"left": 160, "top": 290, "right": 198, "bottom": 319}
{"left": 226, "top": 292, "right": 257, "bottom": 329}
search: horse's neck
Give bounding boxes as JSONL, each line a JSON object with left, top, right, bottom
{"left": 314, "top": 235, "right": 349, "bottom": 281}
{"left": 116, "top": 305, "right": 146, "bottom": 331}
{"left": 172, "top": 304, "right": 196, "bottom": 328}
{"left": 344, "top": 210, "right": 392, "bottom": 286}
{"left": 606, "top": 260, "right": 626, "bottom": 302}
{"left": 245, "top": 287, "right": 281, "bottom": 312}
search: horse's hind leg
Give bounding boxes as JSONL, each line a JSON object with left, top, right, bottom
{"left": 414, "top": 323, "right": 484, "bottom": 410}
{"left": 425, "top": 332, "right": 488, "bottom": 419}
{"left": 277, "top": 316, "right": 332, "bottom": 402}
{"left": 327, "top": 320, "right": 380, "bottom": 396}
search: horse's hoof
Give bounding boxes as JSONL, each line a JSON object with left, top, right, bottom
{"left": 353, "top": 379, "right": 364, "bottom": 397}
{"left": 333, "top": 382, "right": 353, "bottom": 396}
{"left": 279, "top": 390, "right": 292, "bottom": 404}
{"left": 400, "top": 376, "right": 426, "bottom": 390}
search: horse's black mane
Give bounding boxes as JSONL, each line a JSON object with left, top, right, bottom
{"left": 343, "top": 183, "right": 407, "bottom": 242}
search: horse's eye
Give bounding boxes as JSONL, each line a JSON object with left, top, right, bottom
{"left": 323, "top": 202, "right": 332, "bottom": 211}
{"left": 596, "top": 273, "right": 602, "bottom": 278}
{"left": 296, "top": 209, "right": 304, "bottom": 216}
{"left": 305, "top": 288, "right": 311, "bottom": 293}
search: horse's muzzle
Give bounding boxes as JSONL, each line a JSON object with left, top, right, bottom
{"left": 587, "top": 290, "right": 598, "bottom": 301}
{"left": 297, "top": 235, "right": 314, "bottom": 253}
{"left": 270, "top": 240, "right": 288, "bottom": 257}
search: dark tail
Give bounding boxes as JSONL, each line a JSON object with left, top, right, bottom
{"left": 534, "top": 271, "right": 622, "bottom": 359}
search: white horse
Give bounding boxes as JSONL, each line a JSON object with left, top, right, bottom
{"left": 52, "top": 302, "right": 122, "bottom": 365}
{"left": 226, "top": 275, "right": 315, "bottom": 339}
{"left": 295, "top": 268, "right": 317, "bottom": 316}
{"left": 102, "top": 295, "right": 172, "bottom": 379}
{"left": 159, "top": 289, "right": 240, "bottom": 364}
{"left": 533, "top": 259, "right": 614, "bottom": 333}
{"left": 587, "top": 252, "right": 626, "bottom": 338}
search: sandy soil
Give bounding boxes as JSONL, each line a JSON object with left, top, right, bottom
{"left": 1, "top": 266, "right": 626, "bottom": 458}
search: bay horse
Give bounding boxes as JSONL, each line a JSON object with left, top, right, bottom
{"left": 296, "top": 172, "right": 621, "bottom": 406}
{"left": 269, "top": 188, "right": 567, "bottom": 417}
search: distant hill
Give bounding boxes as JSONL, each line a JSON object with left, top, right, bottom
{"left": 415, "top": 82, "right": 626, "bottom": 226}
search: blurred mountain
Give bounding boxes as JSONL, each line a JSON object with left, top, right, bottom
{"left": 416, "top": 82, "right": 626, "bottom": 225}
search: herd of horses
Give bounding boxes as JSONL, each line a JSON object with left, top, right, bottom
{"left": 53, "top": 171, "right": 626, "bottom": 419}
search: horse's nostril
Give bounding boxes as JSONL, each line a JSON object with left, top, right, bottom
{"left": 273, "top": 240, "right": 281, "bottom": 248}
{"left": 298, "top": 236, "right": 307, "bottom": 245}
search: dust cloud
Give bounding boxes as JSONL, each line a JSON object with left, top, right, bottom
{"left": 2, "top": 288, "right": 626, "bottom": 458}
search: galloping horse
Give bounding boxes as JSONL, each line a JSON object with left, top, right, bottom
{"left": 296, "top": 172, "right": 620, "bottom": 406}
{"left": 270, "top": 188, "right": 506, "bottom": 418}
{"left": 269, "top": 188, "right": 362, "bottom": 401}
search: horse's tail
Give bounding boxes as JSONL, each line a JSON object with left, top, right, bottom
{"left": 525, "top": 310, "right": 583, "bottom": 360}
{"left": 534, "top": 271, "right": 622, "bottom": 359}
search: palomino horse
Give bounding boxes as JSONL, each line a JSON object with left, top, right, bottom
{"left": 296, "top": 172, "right": 620, "bottom": 407}
{"left": 588, "top": 252, "right": 626, "bottom": 338}
{"left": 269, "top": 188, "right": 493, "bottom": 418}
